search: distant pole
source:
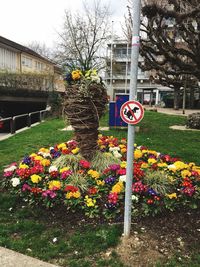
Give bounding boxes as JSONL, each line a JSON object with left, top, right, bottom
{"left": 109, "top": 21, "right": 114, "bottom": 100}
{"left": 124, "top": 0, "right": 142, "bottom": 238}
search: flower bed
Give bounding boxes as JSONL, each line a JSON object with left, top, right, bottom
{"left": 3, "top": 135, "right": 200, "bottom": 219}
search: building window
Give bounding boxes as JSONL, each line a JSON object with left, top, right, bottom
{"left": 35, "top": 61, "right": 44, "bottom": 71}
{"left": 22, "top": 56, "right": 32, "bottom": 68}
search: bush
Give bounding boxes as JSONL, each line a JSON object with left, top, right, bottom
{"left": 186, "top": 112, "right": 200, "bottom": 129}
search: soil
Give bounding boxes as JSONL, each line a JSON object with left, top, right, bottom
{"left": 46, "top": 205, "right": 200, "bottom": 267}
{"left": 113, "top": 208, "right": 200, "bottom": 267}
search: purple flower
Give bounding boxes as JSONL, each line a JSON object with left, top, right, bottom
{"left": 42, "top": 190, "right": 57, "bottom": 199}
{"left": 22, "top": 183, "right": 32, "bottom": 192}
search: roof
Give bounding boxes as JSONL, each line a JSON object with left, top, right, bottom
{"left": 0, "top": 36, "right": 53, "bottom": 64}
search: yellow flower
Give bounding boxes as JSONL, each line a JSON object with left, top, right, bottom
{"left": 60, "top": 167, "right": 70, "bottom": 173}
{"left": 65, "top": 191, "right": 81, "bottom": 199}
{"left": 148, "top": 150, "right": 158, "bottom": 156}
{"left": 31, "top": 174, "right": 42, "bottom": 183}
{"left": 73, "top": 191, "right": 81, "bottom": 198}
{"left": 121, "top": 148, "right": 127, "bottom": 153}
{"left": 141, "top": 163, "right": 149, "bottom": 169}
{"left": 88, "top": 169, "right": 100, "bottom": 179}
{"left": 84, "top": 195, "right": 96, "bottom": 207}
{"left": 39, "top": 148, "right": 49, "bottom": 153}
{"left": 41, "top": 159, "right": 51, "bottom": 167}
{"left": 30, "top": 153, "right": 37, "bottom": 157}
{"left": 100, "top": 145, "right": 106, "bottom": 150}
{"left": 111, "top": 181, "right": 124, "bottom": 194}
{"left": 71, "top": 147, "right": 79, "bottom": 154}
{"left": 49, "top": 180, "right": 61, "bottom": 190}
{"left": 57, "top": 143, "right": 67, "bottom": 150}
{"left": 72, "top": 70, "right": 82, "bottom": 80}
{"left": 181, "top": 170, "right": 191, "bottom": 178}
{"left": 65, "top": 192, "right": 73, "bottom": 199}
{"left": 120, "top": 161, "right": 127, "bottom": 169}
{"left": 166, "top": 193, "right": 177, "bottom": 199}
{"left": 148, "top": 158, "right": 157, "bottom": 165}
{"left": 96, "top": 180, "right": 105, "bottom": 186}
{"left": 34, "top": 156, "right": 43, "bottom": 161}
{"left": 173, "top": 161, "right": 188, "bottom": 170}
{"left": 157, "top": 163, "right": 168, "bottom": 168}
{"left": 19, "top": 163, "right": 29, "bottom": 169}
{"left": 134, "top": 149, "right": 143, "bottom": 160}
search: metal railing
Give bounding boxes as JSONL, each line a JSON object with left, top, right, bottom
{"left": 0, "top": 109, "right": 49, "bottom": 134}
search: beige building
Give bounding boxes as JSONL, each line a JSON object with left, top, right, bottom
{"left": 0, "top": 35, "right": 65, "bottom": 92}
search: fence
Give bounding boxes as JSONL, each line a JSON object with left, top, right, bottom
{"left": 0, "top": 109, "right": 49, "bottom": 134}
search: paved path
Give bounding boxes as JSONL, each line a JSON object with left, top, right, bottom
{"left": 0, "top": 247, "right": 59, "bottom": 267}
{"left": 144, "top": 106, "right": 200, "bottom": 116}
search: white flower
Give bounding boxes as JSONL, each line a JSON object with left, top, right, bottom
{"left": 11, "top": 177, "right": 20, "bottom": 187}
{"left": 168, "top": 164, "right": 176, "bottom": 170}
{"left": 109, "top": 147, "right": 120, "bottom": 152}
{"left": 52, "top": 237, "right": 58, "bottom": 243}
{"left": 132, "top": 194, "right": 139, "bottom": 202}
{"left": 4, "top": 165, "right": 17, "bottom": 172}
{"left": 113, "top": 150, "right": 122, "bottom": 159}
{"left": 38, "top": 152, "right": 51, "bottom": 158}
{"left": 49, "top": 166, "right": 58, "bottom": 173}
{"left": 119, "top": 175, "right": 126, "bottom": 182}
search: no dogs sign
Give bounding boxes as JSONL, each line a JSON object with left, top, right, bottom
{"left": 120, "top": 100, "right": 144, "bottom": 125}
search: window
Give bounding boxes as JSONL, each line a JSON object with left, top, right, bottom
{"left": 22, "top": 56, "right": 32, "bottom": 68}
{"left": 35, "top": 61, "right": 44, "bottom": 71}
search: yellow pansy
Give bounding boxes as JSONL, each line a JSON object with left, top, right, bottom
{"left": 49, "top": 180, "right": 61, "bottom": 190}
{"left": 72, "top": 70, "right": 82, "bottom": 80}
{"left": 181, "top": 170, "right": 191, "bottom": 178}
{"left": 88, "top": 170, "right": 100, "bottom": 179}
{"left": 141, "top": 163, "right": 149, "bottom": 169}
{"left": 66, "top": 191, "right": 81, "bottom": 199}
{"left": 120, "top": 161, "right": 127, "bottom": 169}
{"left": 111, "top": 181, "right": 124, "bottom": 194}
{"left": 39, "top": 148, "right": 49, "bottom": 153}
{"left": 57, "top": 143, "right": 67, "bottom": 150}
{"left": 71, "top": 147, "right": 80, "bottom": 154}
{"left": 157, "top": 163, "right": 168, "bottom": 168}
{"left": 134, "top": 149, "right": 143, "bottom": 160}
{"left": 41, "top": 159, "right": 51, "bottom": 167}
{"left": 19, "top": 163, "right": 29, "bottom": 169}
{"left": 148, "top": 158, "right": 157, "bottom": 165}
{"left": 173, "top": 161, "right": 188, "bottom": 170}
{"left": 60, "top": 167, "right": 70, "bottom": 173}
{"left": 34, "top": 155, "right": 43, "bottom": 161}
{"left": 84, "top": 195, "right": 96, "bottom": 207}
{"left": 31, "top": 174, "right": 42, "bottom": 183}
{"left": 96, "top": 180, "right": 105, "bottom": 186}
{"left": 166, "top": 193, "right": 177, "bottom": 199}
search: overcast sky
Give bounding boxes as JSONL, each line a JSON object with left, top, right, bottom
{"left": 0, "top": 0, "right": 128, "bottom": 48}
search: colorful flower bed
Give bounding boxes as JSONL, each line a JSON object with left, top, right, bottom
{"left": 3, "top": 135, "right": 200, "bottom": 219}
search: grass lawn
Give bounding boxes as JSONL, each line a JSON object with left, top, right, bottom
{"left": 0, "top": 111, "right": 200, "bottom": 267}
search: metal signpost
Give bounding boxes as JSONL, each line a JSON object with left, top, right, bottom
{"left": 122, "top": 0, "right": 142, "bottom": 238}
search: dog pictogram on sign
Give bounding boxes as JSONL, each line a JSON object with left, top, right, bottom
{"left": 120, "top": 100, "right": 144, "bottom": 125}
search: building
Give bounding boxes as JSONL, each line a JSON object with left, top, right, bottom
{"left": 0, "top": 35, "right": 65, "bottom": 92}
{"left": 105, "top": 39, "right": 172, "bottom": 105}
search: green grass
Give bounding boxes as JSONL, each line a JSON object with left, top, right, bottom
{"left": 0, "top": 111, "right": 200, "bottom": 266}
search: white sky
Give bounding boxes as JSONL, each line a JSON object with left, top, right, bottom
{"left": 0, "top": 0, "right": 128, "bottom": 48}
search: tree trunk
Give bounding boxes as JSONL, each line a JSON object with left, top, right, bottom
{"left": 63, "top": 84, "right": 108, "bottom": 161}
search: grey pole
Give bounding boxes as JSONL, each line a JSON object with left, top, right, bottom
{"left": 124, "top": 0, "right": 142, "bottom": 238}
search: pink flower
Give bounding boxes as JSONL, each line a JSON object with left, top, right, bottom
{"left": 79, "top": 160, "right": 91, "bottom": 169}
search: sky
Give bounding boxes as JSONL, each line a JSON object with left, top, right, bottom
{"left": 0, "top": 0, "right": 128, "bottom": 48}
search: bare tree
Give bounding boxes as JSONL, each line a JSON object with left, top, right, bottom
{"left": 55, "top": 0, "right": 111, "bottom": 71}
{"left": 26, "top": 41, "right": 54, "bottom": 60}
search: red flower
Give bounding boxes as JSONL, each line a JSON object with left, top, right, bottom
{"left": 79, "top": 160, "right": 91, "bottom": 169}
{"left": 64, "top": 185, "right": 79, "bottom": 192}
{"left": 88, "top": 187, "right": 98, "bottom": 195}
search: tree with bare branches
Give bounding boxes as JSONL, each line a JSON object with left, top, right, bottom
{"left": 55, "top": 0, "right": 111, "bottom": 71}
{"left": 139, "top": 0, "right": 200, "bottom": 109}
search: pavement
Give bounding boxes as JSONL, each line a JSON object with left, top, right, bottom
{"left": 0, "top": 247, "right": 59, "bottom": 267}
{"left": 144, "top": 106, "right": 200, "bottom": 116}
